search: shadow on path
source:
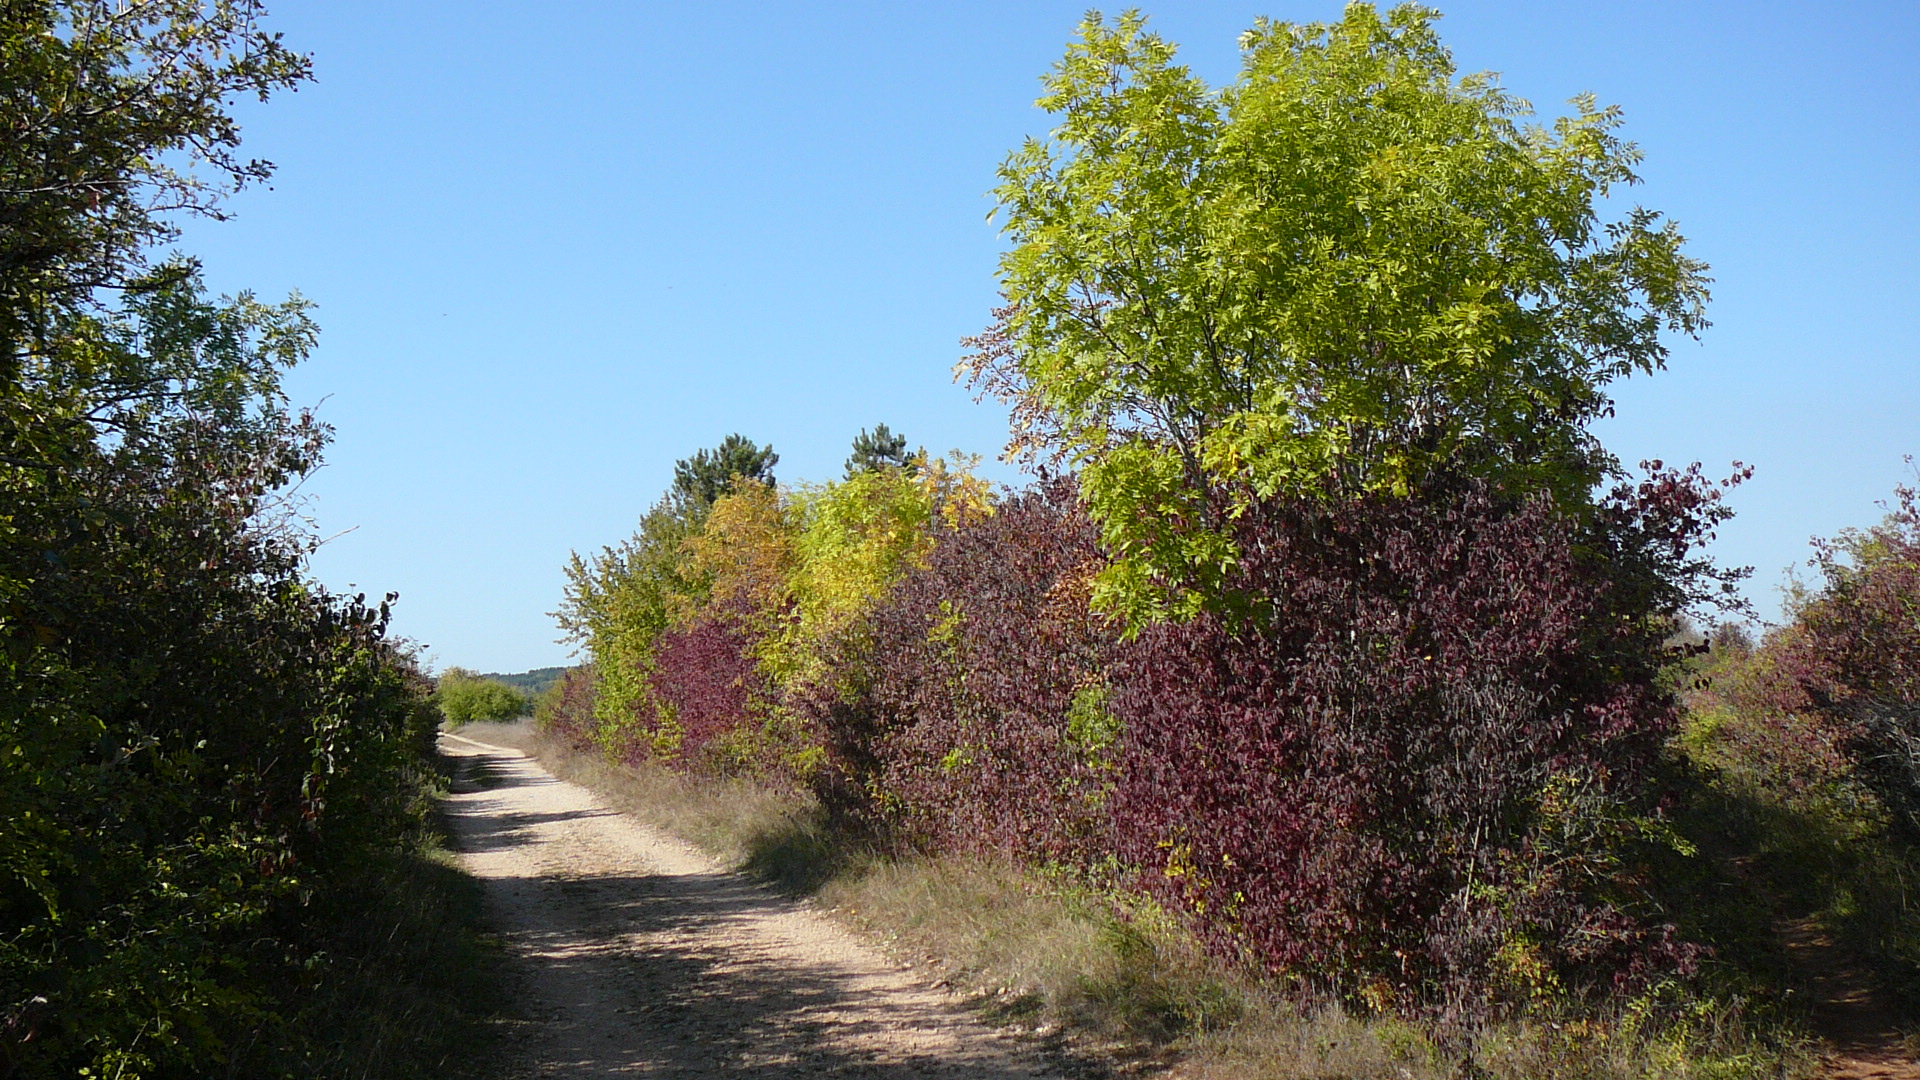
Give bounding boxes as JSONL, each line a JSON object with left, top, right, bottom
{"left": 440, "top": 740, "right": 1046, "bottom": 1080}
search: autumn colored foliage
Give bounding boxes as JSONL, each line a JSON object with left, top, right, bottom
{"left": 1107, "top": 480, "right": 1716, "bottom": 1015}
{"left": 539, "top": 4, "right": 1917, "bottom": 1043}
{"left": 1681, "top": 475, "right": 1920, "bottom": 825}
{"left": 1671, "top": 473, "right": 1920, "bottom": 1007}
{"left": 555, "top": 454, "right": 1754, "bottom": 1020}
{"left": 646, "top": 610, "right": 770, "bottom": 774}
{"left": 554, "top": 440, "right": 994, "bottom": 779}
{"left": 804, "top": 476, "right": 1117, "bottom": 862}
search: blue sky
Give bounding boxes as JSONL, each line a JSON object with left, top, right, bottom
{"left": 178, "top": 1, "right": 1919, "bottom": 673}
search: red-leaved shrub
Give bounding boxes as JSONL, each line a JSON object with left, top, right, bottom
{"left": 646, "top": 611, "right": 769, "bottom": 775}
{"left": 535, "top": 664, "right": 600, "bottom": 750}
{"left": 1107, "top": 476, "right": 1725, "bottom": 1017}
{"left": 806, "top": 477, "right": 1118, "bottom": 860}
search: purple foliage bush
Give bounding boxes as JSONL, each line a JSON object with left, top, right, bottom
{"left": 535, "top": 665, "right": 600, "bottom": 750}
{"left": 806, "top": 477, "right": 1119, "bottom": 860}
{"left": 1105, "top": 477, "right": 1726, "bottom": 1016}
{"left": 646, "top": 611, "right": 769, "bottom": 775}
{"left": 803, "top": 470, "right": 1735, "bottom": 1017}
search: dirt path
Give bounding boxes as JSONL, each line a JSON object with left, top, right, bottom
{"left": 1779, "top": 917, "right": 1920, "bottom": 1080}
{"left": 439, "top": 732, "right": 1055, "bottom": 1079}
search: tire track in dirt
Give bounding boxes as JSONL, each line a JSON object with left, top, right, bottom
{"left": 440, "top": 733, "right": 1056, "bottom": 1079}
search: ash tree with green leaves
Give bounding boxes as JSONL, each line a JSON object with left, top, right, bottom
{"left": 962, "top": 3, "right": 1710, "bottom": 624}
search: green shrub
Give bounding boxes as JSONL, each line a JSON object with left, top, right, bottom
{"left": 435, "top": 667, "right": 531, "bottom": 725}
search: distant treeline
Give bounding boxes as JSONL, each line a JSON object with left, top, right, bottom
{"left": 479, "top": 666, "right": 569, "bottom": 700}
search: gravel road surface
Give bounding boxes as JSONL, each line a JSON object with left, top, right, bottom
{"left": 440, "top": 732, "right": 1056, "bottom": 1079}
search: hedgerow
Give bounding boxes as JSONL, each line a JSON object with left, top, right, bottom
{"left": 1107, "top": 478, "right": 1722, "bottom": 1022}
{"left": 555, "top": 448, "right": 992, "bottom": 781}
{"left": 0, "top": 271, "right": 452, "bottom": 1076}
{"left": 554, "top": 464, "right": 1765, "bottom": 1038}
{"left": 553, "top": 432, "right": 1772, "bottom": 1023}
{"left": 0, "top": 3, "right": 484, "bottom": 1069}
{"left": 535, "top": 663, "right": 601, "bottom": 750}
{"left": 803, "top": 476, "right": 1117, "bottom": 861}
{"left": 1795, "top": 478, "right": 1920, "bottom": 836}
{"left": 646, "top": 610, "right": 769, "bottom": 774}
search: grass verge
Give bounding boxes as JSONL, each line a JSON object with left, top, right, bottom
{"left": 455, "top": 720, "right": 1817, "bottom": 1080}
{"left": 220, "top": 748, "right": 519, "bottom": 1079}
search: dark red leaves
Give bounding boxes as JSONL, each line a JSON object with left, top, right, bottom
{"left": 1106, "top": 485, "right": 1696, "bottom": 1012}
{"left": 648, "top": 611, "right": 768, "bottom": 774}
{"left": 805, "top": 477, "right": 1117, "bottom": 860}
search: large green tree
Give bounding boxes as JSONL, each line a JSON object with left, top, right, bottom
{"left": 0, "top": 0, "right": 308, "bottom": 372}
{"left": 963, "top": 4, "right": 1710, "bottom": 623}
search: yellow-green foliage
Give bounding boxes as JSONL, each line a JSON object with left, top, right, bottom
{"left": 557, "top": 491, "right": 708, "bottom": 752}
{"left": 969, "top": 5, "right": 1712, "bottom": 626}
{"left": 685, "top": 479, "right": 797, "bottom": 629}
{"left": 769, "top": 455, "right": 995, "bottom": 699}
{"left": 554, "top": 451, "right": 994, "bottom": 772}
{"left": 913, "top": 450, "right": 997, "bottom": 530}
{"left": 434, "top": 667, "right": 530, "bottom": 725}
{"left": 773, "top": 469, "right": 934, "bottom": 684}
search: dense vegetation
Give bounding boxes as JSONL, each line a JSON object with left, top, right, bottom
{"left": 1673, "top": 477, "right": 1920, "bottom": 1010}
{"left": 1, "top": 3, "right": 487, "bottom": 1076}
{"left": 478, "top": 665, "right": 568, "bottom": 700}
{"left": 545, "top": 6, "right": 1916, "bottom": 1072}
{"left": 435, "top": 667, "right": 532, "bottom": 724}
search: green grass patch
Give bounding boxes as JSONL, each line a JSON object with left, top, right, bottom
{"left": 261, "top": 845, "right": 513, "bottom": 1077}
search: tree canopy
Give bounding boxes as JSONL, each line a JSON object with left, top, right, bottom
{"left": 0, "top": 0, "right": 309, "bottom": 367}
{"left": 962, "top": 3, "right": 1710, "bottom": 623}
{"left": 671, "top": 433, "right": 778, "bottom": 508}
{"left": 844, "top": 422, "right": 912, "bottom": 476}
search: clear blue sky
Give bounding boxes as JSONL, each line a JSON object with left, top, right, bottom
{"left": 178, "top": 1, "right": 1918, "bottom": 674}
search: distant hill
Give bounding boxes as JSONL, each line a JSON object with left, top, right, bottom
{"left": 477, "top": 666, "right": 570, "bottom": 700}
